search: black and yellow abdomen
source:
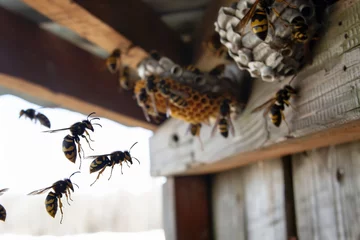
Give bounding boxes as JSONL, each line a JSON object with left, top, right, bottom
{"left": 218, "top": 118, "right": 229, "bottom": 138}
{"left": 90, "top": 156, "right": 111, "bottom": 174}
{"left": 45, "top": 192, "right": 58, "bottom": 218}
{"left": 0, "top": 204, "right": 6, "bottom": 222}
{"left": 170, "top": 94, "right": 188, "bottom": 108}
{"left": 62, "top": 135, "right": 77, "bottom": 163}
{"left": 292, "top": 18, "right": 309, "bottom": 43}
{"left": 269, "top": 105, "right": 282, "bottom": 127}
{"left": 251, "top": 9, "right": 268, "bottom": 41}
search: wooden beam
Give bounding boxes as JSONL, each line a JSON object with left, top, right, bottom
{"left": 149, "top": 0, "right": 360, "bottom": 176}
{"left": 162, "top": 176, "right": 213, "bottom": 240}
{"left": 0, "top": 6, "right": 156, "bottom": 131}
{"left": 22, "top": 0, "right": 188, "bottom": 68}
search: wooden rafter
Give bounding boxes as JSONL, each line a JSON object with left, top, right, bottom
{"left": 22, "top": 0, "right": 188, "bottom": 68}
{"left": 0, "top": 6, "right": 157, "bottom": 131}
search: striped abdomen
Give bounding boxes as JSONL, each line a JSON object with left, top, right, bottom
{"left": 269, "top": 104, "right": 283, "bottom": 127}
{"left": 170, "top": 94, "right": 188, "bottom": 108}
{"left": 45, "top": 192, "right": 58, "bottom": 218}
{"left": 90, "top": 156, "right": 111, "bottom": 174}
{"left": 218, "top": 118, "right": 229, "bottom": 138}
{"left": 251, "top": 9, "right": 268, "bottom": 41}
{"left": 62, "top": 135, "right": 77, "bottom": 163}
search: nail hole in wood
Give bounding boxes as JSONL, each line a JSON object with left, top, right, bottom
{"left": 344, "top": 33, "right": 349, "bottom": 39}
{"left": 172, "top": 133, "right": 179, "bottom": 143}
{"left": 336, "top": 168, "right": 345, "bottom": 183}
{"left": 343, "top": 65, "right": 347, "bottom": 71}
{"left": 338, "top": 21, "right": 342, "bottom": 26}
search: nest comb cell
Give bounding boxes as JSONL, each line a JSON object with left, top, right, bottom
{"left": 136, "top": 51, "right": 251, "bottom": 100}
{"left": 134, "top": 76, "right": 240, "bottom": 125}
{"left": 214, "top": 0, "right": 320, "bottom": 82}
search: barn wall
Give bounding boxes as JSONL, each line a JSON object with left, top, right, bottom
{"left": 212, "top": 158, "right": 288, "bottom": 240}
{"left": 211, "top": 140, "right": 360, "bottom": 240}
{"left": 293, "top": 141, "right": 360, "bottom": 240}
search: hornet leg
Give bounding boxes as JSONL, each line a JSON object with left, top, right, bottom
{"left": 85, "top": 130, "right": 94, "bottom": 142}
{"left": 108, "top": 163, "right": 116, "bottom": 180}
{"left": 81, "top": 135, "right": 94, "bottom": 151}
{"left": 64, "top": 192, "right": 71, "bottom": 206}
{"left": 67, "top": 188, "right": 73, "bottom": 201}
{"left": 90, "top": 167, "right": 107, "bottom": 186}
{"left": 58, "top": 197, "right": 64, "bottom": 224}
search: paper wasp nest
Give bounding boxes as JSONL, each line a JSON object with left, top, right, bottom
{"left": 135, "top": 53, "right": 251, "bottom": 124}
{"left": 215, "top": 0, "right": 320, "bottom": 82}
{"left": 134, "top": 78, "right": 238, "bottom": 124}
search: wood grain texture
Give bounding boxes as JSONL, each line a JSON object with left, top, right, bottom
{"left": 292, "top": 140, "right": 360, "bottom": 240}
{"left": 162, "top": 178, "right": 177, "bottom": 240}
{"left": 162, "top": 176, "right": 213, "bottom": 240}
{"left": 150, "top": 0, "right": 360, "bottom": 176}
{"left": 0, "top": 6, "right": 156, "bottom": 130}
{"left": 73, "top": 0, "right": 188, "bottom": 65}
{"left": 21, "top": 0, "right": 184, "bottom": 68}
{"left": 212, "top": 158, "right": 286, "bottom": 240}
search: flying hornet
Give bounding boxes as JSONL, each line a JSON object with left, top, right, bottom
{"left": 43, "top": 112, "right": 102, "bottom": 168}
{"left": 87, "top": 142, "right": 140, "bottom": 186}
{"left": 235, "top": 0, "right": 298, "bottom": 41}
{"left": 211, "top": 99, "right": 235, "bottom": 138}
{"left": 28, "top": 171, "right": 80, "bottom": 224}
{"left": 251, "top": 78, "right": 297, "bottom": 133}
{"left": 0, "top": 188, "right": 9, "bottom": 222}
{"left": 106, "top": 48, "right": 121, "bottom": 74}
{"left": 19, "top": 108, "right": 51, "bottom": 128}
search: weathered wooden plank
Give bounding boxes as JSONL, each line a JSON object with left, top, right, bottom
{"left": 212, "top": 158, "right": 286, "bottom": 240}
{"left": 0, "top": 6, "right": 156, "bottom": 130}
{"left": 292, "top": 140, "right": 360, "bottom": 240}
{"left": 22, "top": 0, "right": 187, "bottom": 68}
{"left": 162, "top": 178, "right": 177, "bottom": 240}
{"left": 73, "top": 0, "right": 188, "bottom": 64}
{"left": 162, "top": 176, "right": 213, "bottom": 240}
{"left": 150, "top": 0, "right": 360, "bottom": 176}
{"left": 142, "top": 0, "right": 210, "bottom": 14}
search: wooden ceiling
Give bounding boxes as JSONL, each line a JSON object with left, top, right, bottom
{"left": 0, "top": 0, "right": 230, "bottom": 130}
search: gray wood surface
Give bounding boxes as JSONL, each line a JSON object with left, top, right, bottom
{"left": 212, "top": 158, "right": 286, "bottom": 240}
{"left": 293, "top": 141, "right": 360, "bottom": 240}
{"left": 150, "top": 0, "right": 360, "bottom": 177}
{"left": 162, "top": 178, "right": 177, "bottom": 240}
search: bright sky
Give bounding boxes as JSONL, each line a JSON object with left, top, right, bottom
{"left": 0, "top": 94, "right": 165, "bottom": 196}
{"left": 0, "top": 94, "right": 166, "bottom": 238}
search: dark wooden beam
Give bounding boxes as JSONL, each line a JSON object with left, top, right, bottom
{"left": 163, "top": 176, "right": 213, "bottom": 240}
{"left": 73, "top": 0, "right": 189, "bottom": 64}
{"left": 22, "top": 0, "right": 189, "bottom": 66}
{"left": 0, "top": 6, "right": 156, "bottom": 130}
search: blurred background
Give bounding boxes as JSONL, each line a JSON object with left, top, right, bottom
{"left": 0, "top": 94, "right": 165, "bottom": 239}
